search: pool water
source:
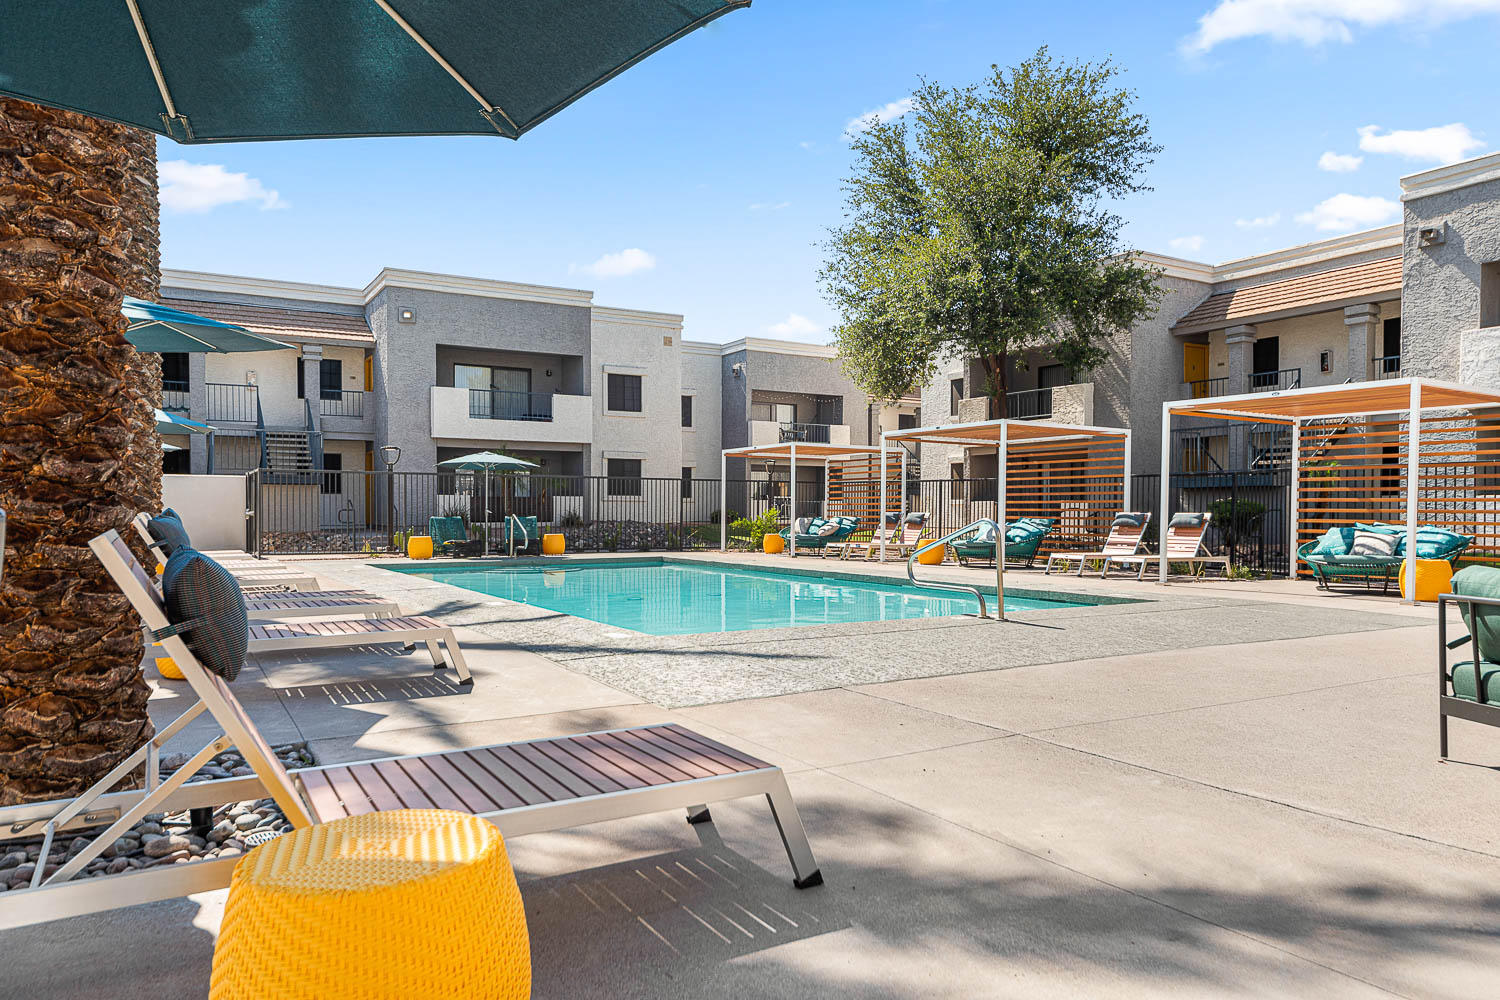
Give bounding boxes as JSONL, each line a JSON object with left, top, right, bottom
{"left": 388, "top": 560, "right": 1100, "bottom": 636}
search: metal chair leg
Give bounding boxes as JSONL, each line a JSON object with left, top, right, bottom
{"left": 764, "top": 775, "right": 822, "bottom": 889}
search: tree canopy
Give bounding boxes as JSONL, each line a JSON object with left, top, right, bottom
{"left": 821, "top": 47, "right": 1165, "bottom": 416}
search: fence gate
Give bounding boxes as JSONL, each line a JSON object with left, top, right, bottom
{"left": 244, "top": 469, "right": 260, "bottom": 557}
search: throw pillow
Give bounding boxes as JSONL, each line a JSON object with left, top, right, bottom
{"left": 1168, "top": 512, "right": 1204, "bottom": 529}
{"left": 146, "top": 510, "right": 193, "bottom": 557}
{"left": 817, "top": 522, "right": 841, "bottom": 538}
{"left": 1113, "top": 513, "right": 1144, "bottom": 528}
{"left": 1350, "top": 530, "right": 1398, "bottom": 558}
{"left": 159, "top": 548, "right": 249, "bottom": 681}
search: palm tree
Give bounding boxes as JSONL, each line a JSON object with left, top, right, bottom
{"left": 0, "top": 97, "right": 163, "bottom": 804}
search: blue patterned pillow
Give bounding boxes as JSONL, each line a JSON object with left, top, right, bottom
{"left": 146, "top": 510, "right": 192, "bottom": 557}
{"left": 160, "top": 548, "right": 248, "bottom": 681}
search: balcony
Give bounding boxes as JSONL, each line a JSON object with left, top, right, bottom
{"left": 1248, "top": 368, "right": 1300, "bottom": 393}
{"left": 162, "top": 379, "right": 190, "bottom": 413}
{"left": 749, "top": 420, "right": 850, "bottom": 447}
{"left": 318, "top": 389, "right": 365, "bottom": 418}
{"left": 430, "top": 385, "right": 590, "bottom": 444}
{"left": 1373, "top": 355, "right": 1401, "bottom": 380}
{"left": 205, "top": 382, "right": 259, "bottom": 423}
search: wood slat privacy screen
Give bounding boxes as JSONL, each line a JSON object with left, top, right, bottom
{"left": 826, "top": 454, "right": 902, "bottom": 526}
{"left": 1296, "top": 414, "right": 1500, "bottom": 573}
{"left": 1003, "top": 438, "right": 1128, "bottom": 557}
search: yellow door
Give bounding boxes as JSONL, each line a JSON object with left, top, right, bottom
{"left": 1183, "top": 343, "right": 1208, "bottom": 396}
{"left": 364, "top": 354, "right": 374, "bottom": 391}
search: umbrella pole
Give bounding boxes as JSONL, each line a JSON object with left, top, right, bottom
{"left": 483, "top": 472, "right": 490, "bottom": 557}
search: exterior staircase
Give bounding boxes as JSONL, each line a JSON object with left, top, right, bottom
{"left": 263, "top": 430, "right": 313, "bottom": 482}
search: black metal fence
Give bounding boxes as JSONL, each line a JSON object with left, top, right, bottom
{"left": 1132, "top": 468, "right": 1292, "bottom": 574}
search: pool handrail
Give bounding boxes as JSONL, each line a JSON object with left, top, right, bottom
{"left": 507, "top": 513, "right": 530, "bottom": 557}
{"left": 907, "top": 519, "right": 993, "bottom": 619}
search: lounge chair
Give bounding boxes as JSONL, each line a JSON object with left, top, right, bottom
{"left": 1299, "top": 522, "right": 1470, "bottom": 593}
{"left": 1106, "top": 512, "right": 1228, "bottom": 580}
{"left": 1439, "top": 565, "right": 1500, "bottom": 757}
{"left": 428, "top": 515, "right": 479, "bottom": 557}
{"left": 243, "top": 589, "right": 401, "bottom": 622}
{"left": 835, "top": 512, "right": 930, "bottom": 561}
{"left": 779, "top": 515, "right": 860, "bottom": 556}
{"left": 136, "top": 511, "right": 471, "bottom": 684}
{"left": 133, "top": 512, "right": 320, "bottom": 591}
{"left": 1045, "top": 512, "right": 1150, "bottom": 577}
{"left": 0, "top": 530, "right": 823, "bottom": 929}
{"left": 951, "top": 517, "right": 1055, "bottom": 568}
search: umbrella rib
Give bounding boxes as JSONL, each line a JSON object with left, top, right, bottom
{"left": 370, "top": 0, "right": 520, "bottom": 137}
{"left": 124, "top": 0, "right": 194, "bottom": 140}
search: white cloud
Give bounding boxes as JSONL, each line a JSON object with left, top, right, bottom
{"left": 844, "top": 97, "right": 914, "bottom": 138}
{"left": 1317, "top": 151, "right": 1363, "bottom": 172}
{"left": 768, "top": 313, "right": 821, "bottom": 337}
{"left": 1168, "top": 235, "right": 1206, "bottom": 253}
{"left": 1184, "top": 0, "right": 1500, "bottom": 54}
{"left": 158, "top": 160, "right": 283, "bottom": 213}
{"left": 1357, "top": 123, "right": 1486, "bottom": 164}
{"left": 798, "top": 141, "right": 816, "bottom": 150}
{"left": 1294, "top": 193, "right": 1400, "bottom": 232}
{"left": 1235, "top": 212, "right": 1281, "bottom": 229}
{"left": 748, "top": 201, "right": 792, "bottom": 213}
{"left": 569, "top": 248, "right": 656, "bottom": 279}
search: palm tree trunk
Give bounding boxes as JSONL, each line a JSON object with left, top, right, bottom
{"left": 0, "top": 97, "right": 162, "bottom": 804}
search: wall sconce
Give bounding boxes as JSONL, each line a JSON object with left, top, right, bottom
{"left": 545, "top": 369, "right": 553, "bottom": 378}
{"left": 398, "top": 307, "right": 416, "bottom": 323}
{"left": 1320, "top": 351, "right": 1331, "bottom": 374}
{"left": 732, "top": 363, "right": 744, "bottom": 378}
{"left": 1419, "top": 224, "right": 1447, "bottom": 248}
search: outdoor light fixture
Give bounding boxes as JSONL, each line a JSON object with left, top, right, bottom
{"left": 1419, "top": 224, "right": 1447, "bottom": 248}
{"left": 732, "top": 363, "right": 744, "bottom": 378}
{"left": 398, "top": 307, "right": 416, "bottom": 323}
{"left": 379, "top": 445, "right": 401, "bottom": 470}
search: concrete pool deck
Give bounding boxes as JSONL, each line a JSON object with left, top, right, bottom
{"left": 5, "top": 554, "right": 1497, "bottom": 999}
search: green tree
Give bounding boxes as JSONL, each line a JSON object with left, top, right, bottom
{"left": 822, "top": 47, "right": 1164, "bottom": 416}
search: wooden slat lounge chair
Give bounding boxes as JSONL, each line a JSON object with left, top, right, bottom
{"left": 1044, "top": 512, "right": 1150, "bottom": 576}
{"left": 1105, "top": 512, "right": 1229, "bottom": 580}
{"left": 243, "top": 590, "right": 401, "bottom": 622}
{"left": 131, "top": 513, "right": 320, "bottom": 591}
{"left": 0, "top": 530, "right": 823, "bottom": 929}
{"left": 834, "top": 513, "right": 930, "bottom": 561}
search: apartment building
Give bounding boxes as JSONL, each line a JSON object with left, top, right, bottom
{"left": 155, "top": 268, "right": 909, "bottom": 510}
{"left": 922, "top": 149, "right": 1500, "bottom": 480}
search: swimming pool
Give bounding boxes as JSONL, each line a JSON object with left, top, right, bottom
{"left": 387, "top": 559, "right": 1107, "bottom": 636}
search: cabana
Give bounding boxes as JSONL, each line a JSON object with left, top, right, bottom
{"left": 881, "top": 419, "right": 1132, "bottom": 612}
{"left": 719, "top": 442, "right": 900, "bottom": 556}
{"left": 1161, "top": 378, "right": 1500, "bottom": 602}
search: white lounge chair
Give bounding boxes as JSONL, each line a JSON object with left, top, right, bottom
{"left": 243, "top": 589, "right": 401, "bottom": 622}
{"left": 1106, "top": 512, "right": 1230, "bottom": 580}
{"left": 131, "top": 512, "right": 319, "bottom": 591}
{"left": 1045, "top": 512, "right": 1150, "bottom": 577}
{"left": 0, "top": 529, "right": 823, "bottom": 929}
{"left": 845, "top": 512, "right": 930, "bottom": 561}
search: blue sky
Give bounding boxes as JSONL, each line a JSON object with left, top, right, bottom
{"left": 158, "top": 0, "right": 1500, "bottom": 345}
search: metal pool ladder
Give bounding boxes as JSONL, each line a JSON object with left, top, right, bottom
{"left": 906, "top": 519, "right": 997, "bottom": 620}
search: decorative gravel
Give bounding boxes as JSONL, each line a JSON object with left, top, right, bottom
{"left": 0, "top": 743, "right": 314, "bottom": 890}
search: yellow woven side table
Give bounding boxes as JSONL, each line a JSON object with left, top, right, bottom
{"left": 406, "top": 534, "right": 434, "bottom": 560}
{"left": 541, "top": 532, "right": 565, "bottom": 555}
{"left": 210, "top": 809, "right": 530, "bottom": 1000}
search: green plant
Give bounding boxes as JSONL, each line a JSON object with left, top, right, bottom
{"left": 1226, "top": 563, "right": 1256, "bottom": 581}
{"left": 708, "top": 509, "right": 742, "bottom": 526}
{"left": 559, "top": 510, "right": 584, "bottom": 528}
{"left": 439, "top": 501, "right": 469, "bottom": 521}
{"left": 606, "top": 531, "right": 620, "bottom": 552}
{"left": 729, "top": 510, "right": 781, "bottom": 545}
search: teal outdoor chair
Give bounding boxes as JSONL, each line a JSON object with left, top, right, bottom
{"left": 780, "top": 516, "right": 860, "bottom": 556}
{"left": 1439, "top": 565, "right": 1500, "bottom": 757}
{"left": 1299, "top": 522, "right": 1470, "bottom": 594}
{"left": 952, "top": 517, "right": 1055, "bottom": 568}
{"left": 427, "top": 516, "right": 475, "bottom": 557}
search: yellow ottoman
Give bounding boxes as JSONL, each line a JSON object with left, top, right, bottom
{"left": 1400, "top": 558, "right": 1453, "bottom": 603}
{"left": 155, "top": 655, "right": 185, "bottom": 680}
{"left": 210, "top": 809, "right": 530, "bottom": 1000}
{"left": 542, "top": 532, "right": 565, "bottom": 555}
{"left": 916, "top": 542, "right": 945, "bottom": 565}
{"left": 763, "top": 533, "right": 785, "bottom": 554}
{"left": 406, "top": 535, "right": 434, "bottom": 560}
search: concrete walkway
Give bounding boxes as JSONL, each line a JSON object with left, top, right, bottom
{"left": 4, "top": 563, "right": 1497, "bottom": 999}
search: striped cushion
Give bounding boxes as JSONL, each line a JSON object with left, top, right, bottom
{"left": 161, "top": 548, "right": 249, "bottom": 681}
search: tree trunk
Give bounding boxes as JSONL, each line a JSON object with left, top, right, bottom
{"left": 983, "top": 353, "right": 1008, "bottom": 419}
{"left": 0, "top": 97, "right": 162, "bottom": 804}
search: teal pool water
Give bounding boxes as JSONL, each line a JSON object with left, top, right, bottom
{"left": 388, "top": 560, "right": 1101, "bottom": 636}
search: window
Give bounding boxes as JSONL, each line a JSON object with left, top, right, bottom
{"left": 318, "top": 452, "right": 343, "bottom": 494}
{"left": 1037, "top": 364, "right": 1072, "bottom": 389}
{"left": 1380, "top": 317, "right": 1402, "bottom": 374}
{"left": 162, "top": 447, "right": 190, "bottom": 474}
{"left": 607, "top": 373, "right": 642, "bottom": 412}
{"left": 681, "top": 466, "right": 693, "bottom": 498}
{"left": 950, "top": 378, "right": 964, "bottom": 416}
{"left": 681, "top": 395, "right": 693, "bottom": 427}
{"left": 1483, "top": 262, "right": 1500, "bottom": 329}
{"left": 898, "top": 413, "right": 917, "bottom": 430}
{"left": 161, "top": 352, "right": 189, "bottom": 389}
{"left": 607, "top": 457, "right": 642, "bottom": 496}
{"left": 319, "top": 359, "right": 342, "bottom": 401}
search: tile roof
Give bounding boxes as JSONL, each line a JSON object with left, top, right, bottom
{"left": 160, "top": 297, "right": 373, "bottom": 346}
{"left": 1170, "top": 256, "right": 1401, "bottom": 332}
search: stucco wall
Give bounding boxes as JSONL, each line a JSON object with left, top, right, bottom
{"left": 162, "top": 474, "right": 246, "bottom": 550}
{"left": 1403, "top": 175, "right": 1500, "bottom": 381}
{"left": 588, "top": 310, "right": 684, "bottom": 479}
{"left": 679, "top": 345, "right": 723, "bottom": 483}
{"left": 1127, "top": 272, "right": 1215, "bottom": 476}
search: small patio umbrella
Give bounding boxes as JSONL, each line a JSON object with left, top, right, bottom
{"left": 124, "top": 297, "right": 290, "bottom": 353}
{"left": 1, "top": 3, "right": 750, "bottom": 143}
{"left": 161, "top": 442, "right": 182, "bottom": 452}
{"left": 438, "top": 452, "right": 539, "bottom": 556}
{"left": 154, "top": 408, "right": 215, "bottom": 437}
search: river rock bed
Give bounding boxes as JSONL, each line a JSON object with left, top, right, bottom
{"left": 0, "top": 743, "right": 314, "bottom": 890}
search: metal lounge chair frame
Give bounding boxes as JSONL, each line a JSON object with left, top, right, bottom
{"left": 0, "top": 531, "right": 822, "bottom": 930}
{"left": 241, "top": 589, "right": 401, "bottom": 622}
{"left": 131, "top": 513, "right": 319, "bottom": 591}
{"left": 1044, "top": 512, "right": 1151, "bottom": 577}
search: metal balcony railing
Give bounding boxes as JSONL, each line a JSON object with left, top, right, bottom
{"left": 319, "top": 389, "right": 365, "bottom": 417}
{"left": 161, "top": 379, "right": 189, "bottom": 412}
{"left": 468, "top": 388, "right": 554, "bottom": 422}
{"left": 1006, "top": 387, "right": 1053, "bottom": 419}
{"left": 1187, "top": 377, "right": 1228, "bottom": 399}
{"left": 1372, "top": 355, "right": 1401, "bottom": 380}
{"left": 1248, "top": 368, "right": 1300, "bottom": 393}
{"left": 204, "top": 382, "right": 258, "bottom": 422}
{"left": 778, "top": 421, "right": 831, "bottom": 443}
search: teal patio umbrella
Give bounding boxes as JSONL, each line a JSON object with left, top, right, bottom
{"left": 153, "top": 408, "right": 215, "bottom": 436}
{"left": 1, "top": 2, "right": 750, "bottom": 142}
{"left": 438, "top": 452, "right": 539, "bottom": 556}
{"left": 124, "top": 297, "right": 290, "bottom": 353}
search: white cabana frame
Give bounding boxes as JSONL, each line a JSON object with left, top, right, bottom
{"left": 719, "top": 442, "right": 901, "bottom": 556}
{"left": 1160, "top": 377, "right": 1500, "bottom": 602}
{"left": 882, "top": 419, "right": 1132, "bottom": 613}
